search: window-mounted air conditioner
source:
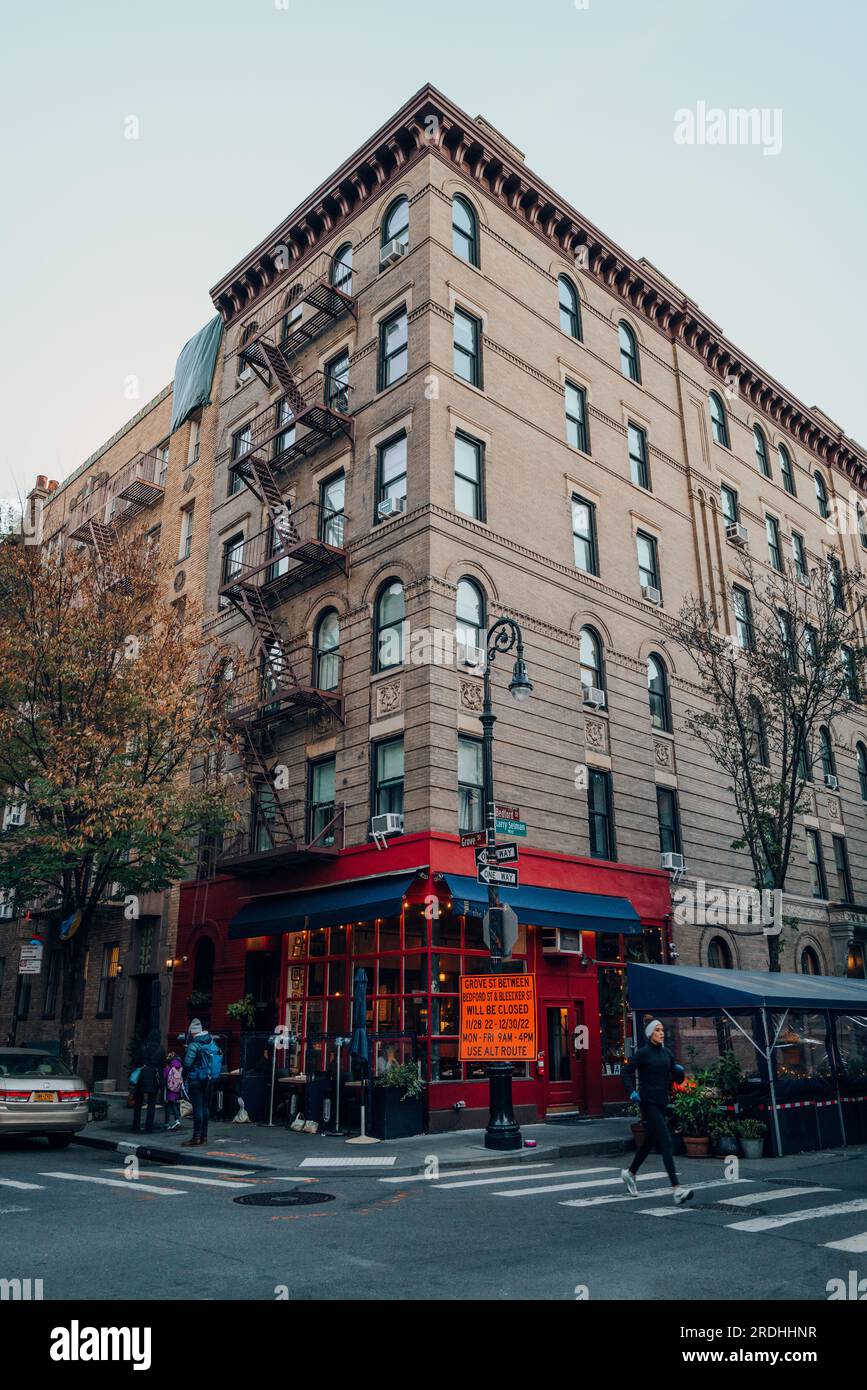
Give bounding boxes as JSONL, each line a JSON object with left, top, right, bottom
{"left": 661, "top": 852, "right": 685, "bottom": 873}
{"left": 380, "top": 239, "right": 408, "bottom": 269}
{"left": 371, "top": 813, "right": 404, "bottom": 838}
{"left": 460, "top": 642, "right": 485, "bottom": 669}
{"left": 642, "top": 585, "right": 662, "bottom": 606}
{"left": 377, "top": 496, "right": 406, "bottom": 520}
{"left": 726, "top": 522, "right": 748, "bottom": 548}
{"left": 541, "top": 927, "right": 584, "bottom": 956}
{"left": 582, "top": 686, "right": 606, "bottom": 709}
{"left": 824, "top": 774, "right": 839, "bottom": 791}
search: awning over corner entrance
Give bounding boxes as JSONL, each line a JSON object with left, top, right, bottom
{"left": 228, "top": 873, "right": 420, "bottom": 940}
{"left": 443, "top": 876, "right": 641, "bottom": 935}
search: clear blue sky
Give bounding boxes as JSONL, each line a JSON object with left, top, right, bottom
{"left": 1, "top": 0, "right": 864, "bottom": 499}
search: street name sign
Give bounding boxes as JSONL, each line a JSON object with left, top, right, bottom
{"left": 459, "top": 973, "right": 537, "bottom": 1061}
{"left": 495, "top": 817, "right": 527, "bottom": 837}
{"left": 476, "top": 864, "right": 519, "bottom": 888}
{"left": 474, "top": 842, "right": 519, "bottom": 867}
{"left": 460, "top": 831, "right": 487, "bottom": 849}
{"left": 495, "top": 804, "right": 520, "bottom": 821}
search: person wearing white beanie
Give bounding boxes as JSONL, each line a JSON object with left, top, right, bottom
{"left": 619, "top": 1018, "right": 693, "bottom": 1206}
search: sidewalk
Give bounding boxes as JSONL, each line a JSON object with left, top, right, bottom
{"left": 75, "top": 1095, "right": 634, "bottom": 1175}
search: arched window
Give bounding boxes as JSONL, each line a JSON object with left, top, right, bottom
{"left": 382, "top": 196, "right": 409, "bottom": 250}
{"left": 331, "top": 243, "right": 353, "bottom": 295}
{"left": 709, "top": 391, "right": 730, "bottom": 448}
{"left": 647, "top": 654, "right": 671, "bottom": 733}
{"left": 618, "top": 321, "right": 640, "bottom": 382}
{"left": 754, "top": 425, "right": 771, "bottom": 478}
{"left": 815, "top": 471, "right": 829, "bottom": 519}
{"left": 455, "top": 578, "right": 486, "bottom": 652}
{"left": 800, "top": 946, "right": 821, "bottom": 976}
{"left": 857, "top": 742, "right": 867, "bottom": 802}
{"left": 558, "top": 276, "right": 581, "bottom": 339}
{"left": 374, "top": 579, "right": 405, "bottom": 671}
{"left": 314, "top": 609, "right": 340, "bottom": 691}
{"left": 192, "top": 938, "right": 215, "bottom": 1002}
{"left": 452, "top": 196, "right": 479, "bottom": 266}
{"left": 707, "top": 936, "right": 733, "bottom": 969}
{"left": 778, "top": 443, "right": 796, "bottom": 495}
{"left": 819, "top": 726, "right": 836, "bottom": 781}
{"left": 579, "top": 627, "right": 604, "bottom": 695}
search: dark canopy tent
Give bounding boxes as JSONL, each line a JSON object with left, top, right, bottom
{"left": 626, "top": 964, "right": 867, "bottom": 1156}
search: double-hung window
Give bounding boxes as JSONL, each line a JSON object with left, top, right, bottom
{"left": 453, "top": 309, "right": 482, "bottom": 386}
{"left": 565, "top": 382, "right": 589, "bottom": 452}
{"left": 378, "top": 307, "right": 408, "bottom": 389}
{"left": 766, "top": 515, "right": 783, "bottom": 571}
{"left": 733, "top": 586, "right": 754, "bottom": 649}
{"left": 636, "top": 531, "right": 660, "bottom": 593}
{"left": 628, "top": 423, "right": 650, "bottom": 490}
{"left": 454, "top": 433, "right": 484, "bottom": 520}
{"left": 571, "top": 496, "right": 598, "bottom": 575}
{"left": 588, "top": 770, "right": 616, "bottom": 860}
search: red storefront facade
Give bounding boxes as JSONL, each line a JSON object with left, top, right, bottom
{"left": 172, "top": 833, "right": 672, "bottom": 1130}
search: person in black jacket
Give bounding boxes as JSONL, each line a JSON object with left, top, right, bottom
{"left": 131, "top": 1030, "right": 166, "bottom": 1135}
{"left": 620, "top": 1019, "right": 693, "bottom": 1206}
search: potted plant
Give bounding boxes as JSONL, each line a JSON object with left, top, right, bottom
{"left": 672, "top": 1081, "right": 716, "bottom": 1156}
{"left": 709, "top": 1115, "right": 740, "bottom": 1157}
{"left": 188, "top": 989, "right": 212, "bottom": 1016}
{"left": 628, "top": 1099, "right": 646, "bottom": 1147}
{"left": 736, "top": 1118, "right": 766, "bottom": 1159}
{"left": 226, "top": 994, "right": 256, "bottom": 1029}
{"left": 371, "top": 1061, "right": 426, "bottom": 1140}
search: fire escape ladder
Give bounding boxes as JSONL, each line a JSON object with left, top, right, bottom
{"left": 239, "top": 726, "right": 295, "bottom": 842}
{"left": 235, "top": 582, "right": 281, "bottom": 655}
{"left": 257, "top": 341, "right": 307, "bottom": 414}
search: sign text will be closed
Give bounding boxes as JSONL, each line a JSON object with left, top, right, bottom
{"left": 459, "top": 973, "right": 537, "bottom": 1062}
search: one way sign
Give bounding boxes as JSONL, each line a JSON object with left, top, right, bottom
{"left": 476, "top": 864, "right": 519, "bottom": 888}
{"left": 474, "top": 842, "right": 519, "bottom": 867}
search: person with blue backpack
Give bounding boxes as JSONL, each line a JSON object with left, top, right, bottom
{"left": 182, "top": 1018, "right": 222, "bottom": 1147}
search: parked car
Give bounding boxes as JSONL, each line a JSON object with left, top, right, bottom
{"left": 0, "top": 1048, "right": 89, "bottom": 1147}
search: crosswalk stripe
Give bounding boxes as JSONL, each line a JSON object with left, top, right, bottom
{"left": 299, "top": 1157, "right": 397, "bottom": 1168}
{"left": 102, "top": 1168, "right": 253, "bottom": 1189}
{"left": 494, "top": 1171, "right": 671, "bottom": 1198}
{"left": 824, "top": 1232, "right": 867, "bottom": 1253}
{"left": 0, "top": 1178, "right": 44, "bottom": 1190}
{"left": 728, "top": 1198, "right": 867, "bottom": 1234}
{"left": 437, "top": 1165, "right": 615, "bottom": 1192}
{"left": 719, "top": 1186, "right": 835, "bottom": 1207}
{"left": 380, "top": 1162, "right": 557, "bottom": 1185}
{"left": 639, "top": 1207, "right": 694, "bottom": 1216}
{"left": 40, "top": 1172, "right": 185, "bottom": 1195}
{"left": 560, "top": 1178, "right": 752, "bottom": 1210}
{"left": 156, "top": 1164, "right": 257, "bottom": 1177}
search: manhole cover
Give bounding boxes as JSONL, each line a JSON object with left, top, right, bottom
{"left": 233, "top": 1190, "right": 336, "bottom": 1207}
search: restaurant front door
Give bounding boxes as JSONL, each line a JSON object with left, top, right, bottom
{"left": 544, "top": 1001, "right": 586, "bottom": 1113}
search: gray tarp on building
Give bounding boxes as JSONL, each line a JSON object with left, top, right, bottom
{"left": 170, "top": 314, "right": 223, "bottom": 434}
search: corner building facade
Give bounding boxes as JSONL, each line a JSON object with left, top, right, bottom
{"left": 173, "top": 86, "right": 867, "bottom": 1127}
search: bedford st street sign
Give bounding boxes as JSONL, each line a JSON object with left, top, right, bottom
{"left": 474, "top": 842, "right": 519, "bottom": 867}
{"left": 477, "top": 863, "right": 519, "bottom": 888}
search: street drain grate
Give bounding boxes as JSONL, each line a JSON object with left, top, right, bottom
{"left": 233, "top": 1189, "right": 336, "bottom": 1207}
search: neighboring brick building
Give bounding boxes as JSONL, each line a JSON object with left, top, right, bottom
{"left": 0, "top": 341, "right": 220, "bottom": 1087}
{"left": 167, "top": 85, "right": 867, "bottom": 1128}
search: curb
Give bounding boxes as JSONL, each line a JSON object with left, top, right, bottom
{"left": 74, "top": 1128, "right": 632, "bottom": 1176}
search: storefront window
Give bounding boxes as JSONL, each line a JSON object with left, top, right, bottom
{"left": 598, "top": 967, "right": 628, "bottom": 1073}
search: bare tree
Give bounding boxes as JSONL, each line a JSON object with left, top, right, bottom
{"left": 664, "top": 549, "right": 867, "bottom": 970}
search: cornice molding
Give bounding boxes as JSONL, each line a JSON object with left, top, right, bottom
{"left": 210, "top": 83, "right": 867, "bottom": 493}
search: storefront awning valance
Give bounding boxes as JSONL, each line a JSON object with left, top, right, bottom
{"left": 228, "top": 873, "right": 420, "bottom": 940}
{"left": 444, "top": 876, "right": 641, "bottom": 935}
{"left": 627, "top": 962, "right": 867, "bottom": 1013}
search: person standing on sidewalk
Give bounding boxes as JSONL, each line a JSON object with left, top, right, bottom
{"left": 131, "top": 1030, "right": 166, "bottom": 1135}
{"left": 620, "top": 1020, "right": 694, "bottom": 1206}
{"left": 182, "top": 1019, "right": 218, "bottom": 1148}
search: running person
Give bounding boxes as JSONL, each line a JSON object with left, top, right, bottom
{"left": 620, "top": 1019, "right": 693, "bottom": 1206}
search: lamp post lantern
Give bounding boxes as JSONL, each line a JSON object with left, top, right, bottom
{"left": 479, "top": 616, "right": 532, "bottom": 1151}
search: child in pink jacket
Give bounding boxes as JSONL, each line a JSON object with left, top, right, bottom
{"left": 163, "top": 1052, "right": 184, "bottom": 1132}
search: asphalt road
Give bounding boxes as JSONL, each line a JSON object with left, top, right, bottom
{"left": 1, "top": 1137, "right": 866, "bottom": 1302}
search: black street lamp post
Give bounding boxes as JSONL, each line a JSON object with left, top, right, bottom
{"left": 480, "top": 616, "right": 533, "bottom": 1151}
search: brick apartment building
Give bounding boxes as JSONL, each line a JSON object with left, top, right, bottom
{"left": 0, "top": 328, "right": 220, "bottom": 1086}
{"left": 165, "top": 85, "right": 867, "bottom": 1129}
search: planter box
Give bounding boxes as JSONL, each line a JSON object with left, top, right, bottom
{"left": 739, "top": 1137, "right": 764, "bottom": 1159}
{"left": 371, "top": 1086, "right": 424, "bottom": 1140}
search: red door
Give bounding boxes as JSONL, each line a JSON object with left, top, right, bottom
{"left": 543, "top": 1001, "right": 587, "bottom": 1113}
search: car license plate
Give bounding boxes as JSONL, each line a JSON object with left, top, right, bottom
{"left": 33, "top": 1091, "right": 56, "bottom": 1102}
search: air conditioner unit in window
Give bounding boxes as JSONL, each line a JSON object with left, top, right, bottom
{"left": 824, "top": 774, "right": 839, "bottom": 791}
{"left": 726, "top": 522, "right": 748, "bottom": 548}
{"left": 582, "top": 686, "right": 606, "bottom": 709}
{"left": 459, "top": 642, "right": 485, "bottom": 669}
{"left": 377, "top": 496, "right": 406, "bottom": 520}
{"left": 642, "top": 585, "right": 662, "bottom": 606}
{"left": 0, "top": 893, "right": 13, "bottom": 920}
{"left": 371, "top": 813, "right": 404, "bottom": 838}
{"left": 541, "top": 927, "right": 584, "bottom": 956}
{"left": 380, "top": 239, "right": 408, "bottom": 269}
{"left": 661, "top": 852, "right": 685, "bottom": 873}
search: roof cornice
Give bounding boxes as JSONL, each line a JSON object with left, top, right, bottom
{"left": 210, "top": 84, "right": 867, "bottom": 492}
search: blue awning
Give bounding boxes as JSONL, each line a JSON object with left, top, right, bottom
{"left": 228, "top": 873, "right": 419, "bottom": 940}
{"left": 443, "top": 876, "right": 641, "bottom": 935}
{"left": 627, "top": 962, "right": 867, "bottom": 1012}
